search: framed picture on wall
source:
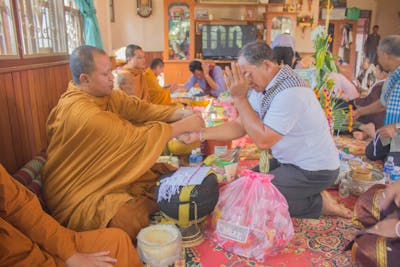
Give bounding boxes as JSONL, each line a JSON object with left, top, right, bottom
{"left": 199, "top": 0, "right": 258, "bottom": 3}
{"left": 195, "top": 8, "right": 209, "bottom": 19}
{"left": 319, "top": 0, "right": 347, "bottom": 8}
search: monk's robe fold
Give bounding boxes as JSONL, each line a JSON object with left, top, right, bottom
{"left": 0, "top": 164, "right": 142, "bottom": 267}
{"left": 143, "top": 68, "right": 172, "bottom": 105}
{"left": 122, "top": 65, "right": 150, "bottom": 101}
{"left": 42, "top": 81, "right": 176, "bottom": 231}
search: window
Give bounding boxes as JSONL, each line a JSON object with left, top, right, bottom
{"left": 0, "top": 0, "right": 82, "bottom": 58}
{"left": 64, "top": 0, "right": 82, "bottom": 54}
{"left": 0, "top": 0, "right": 18, "bottom": 56}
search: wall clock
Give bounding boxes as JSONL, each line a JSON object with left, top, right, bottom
{"left": 137, "top": 0, "right": 152, "bottom": 18}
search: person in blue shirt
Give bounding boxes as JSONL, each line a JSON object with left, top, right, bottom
{"left": 184, "top": 60, "right": 226, "bottom": 97}
{"left": 353, "top": 35, "right": 400, "bottom": 165}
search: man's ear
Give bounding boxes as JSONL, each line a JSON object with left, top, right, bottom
{"left": 127, "top": 57, "right": 133, "bottom": 65}
{"left": 263, "top": 59, "right": 275, "bottom": 70}
{"left": 79, "top": 73, "right": 90, "bottom": 84}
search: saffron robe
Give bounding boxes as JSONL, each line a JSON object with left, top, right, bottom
{"left": 0, "top": 164, "right": 142, "bottom": 267}
{"left": 351, "top": 184, "right": 400, "bottom": 267}
{"left": 42, "top": 81, "right": 175, "bottom": 231}
{"left": 122, "top": 65, "right": 150, "bottom": 101}
{"left": 143, "top": 68, "right": 172, "bottom": 105}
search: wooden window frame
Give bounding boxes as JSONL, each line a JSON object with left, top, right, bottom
{"left": 0, "top": 0, "right": 82, "bottom": 72}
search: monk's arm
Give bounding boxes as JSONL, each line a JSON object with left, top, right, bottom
{"left": 113, "top": 90, "right": 176, "bottom": 122}
{"left": 166, "top": 108, "right": 195, "bottom": 122}
{"left": 0, "top": 166, "right": 77, "bottom": 261}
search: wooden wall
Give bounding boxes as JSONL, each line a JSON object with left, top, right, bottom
{"left": 0, "top": 62, "right": 71, "bottom": 173}
{"left": 0, "top": 51, "right": 162, "bottom": 174}
{"left": 145, "top": 52, "right": 163, "bottom": 66}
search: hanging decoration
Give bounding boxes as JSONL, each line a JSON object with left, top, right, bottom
{"left": 137, "top": 0, "right": 152, "bottom": 18}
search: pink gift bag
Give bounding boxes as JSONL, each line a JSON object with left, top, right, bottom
{"left": 206, "top": 169, "right": 294, "bottom": 262}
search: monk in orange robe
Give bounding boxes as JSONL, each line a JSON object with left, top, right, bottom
{"left": 114, "top": 69, "right": 136, "bottom": 96}
{"left": 0, "top": 164, "right": 142, "bottom": 267}
{"left": 143, "top": 58, "right": 173, "bottom": 105}
{"left": 42, "top": 45, "right": 204, "bottom": 241}
{"left": 122, "top": 44, "right": 150, "bottom": 101}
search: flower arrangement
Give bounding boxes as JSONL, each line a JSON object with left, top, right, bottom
{"left": 311, "top": 1, "right": 353, "bottom": 134}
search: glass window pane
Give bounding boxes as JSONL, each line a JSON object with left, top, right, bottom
{"left": 64, "top": 3, "right": 82, "bottom": 54}
{"left": 16, "top": 0, "right": 67, "bottom": 55}
{"left": 0, "top": 0, "right": 18, "bottom": 56}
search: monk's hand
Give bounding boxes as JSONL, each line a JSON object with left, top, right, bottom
{"left": 365, "top": 216, "right": 399, "bottom": 238}
{"left": 178, "top": 132, "right": 200, "bottom": 144}
{"left": 181, "top": 107, "right": 195, "bottom": 118}
{"left": 224, "top": 62, "right": 249, "bottom": 100}
{"left": 379, "top": 124, "right": 397, "bottom": 138}
{"left": 66, "top": 251, "right": 117, "bottom": 267}
{"left": 379, "top": 180, "right": 400, "bottom": 211}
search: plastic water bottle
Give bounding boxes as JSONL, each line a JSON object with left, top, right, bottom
{"left": 189, "top": 148, "right": 203, "bottom": 167}
{"left": 339, "top": 175, "right": 350, "bottom": 198}
{"left": 383, "top": 156, "right": 395, "bottom": 184}
{"left": 390, "top": 166, "right": 400, "bottom": 182}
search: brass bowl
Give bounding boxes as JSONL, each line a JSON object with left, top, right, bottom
{"left": 167, "top": 139, "right": 200, "bottom": 156}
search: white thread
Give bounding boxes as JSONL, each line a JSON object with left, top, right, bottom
{"left": 373, "top": 131, "right": 380, "bottom": 157}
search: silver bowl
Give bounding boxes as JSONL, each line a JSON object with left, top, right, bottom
{"left": 349, "top": 169, "right": 385, "bottom": 196}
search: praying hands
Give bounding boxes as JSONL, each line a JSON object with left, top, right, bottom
{"left": 224, "top": 62, "right": 250, "bottom": 99}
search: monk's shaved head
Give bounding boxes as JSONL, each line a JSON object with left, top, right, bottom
{"left": 114, "top": 70, "right": 131, "bottom": 88}
{"left": 70, "top": 45, "right": 107, "bottom": 84}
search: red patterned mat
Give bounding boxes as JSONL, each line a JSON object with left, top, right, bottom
{"left": 159, "top": 189, "right": 358, "bottom": 267}
{"left": 148, "top": 135, "right": 382, "bottom": 267}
